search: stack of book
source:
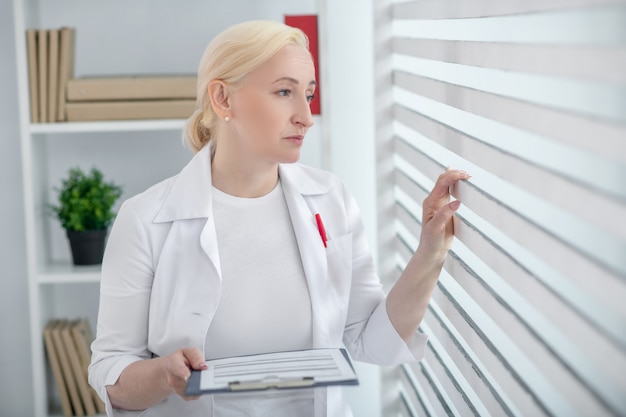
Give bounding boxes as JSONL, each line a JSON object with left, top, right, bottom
{"left": 26, "top": 27, "right": 76, "bottom": 123}
{"left": 64, "top": 75, "right": 197, "bottom": 122}
{"left": 26, "top": 27, "right": 197, "bottom": 123}
{"left": 43, "top": 318, "right": 105, "bottom": 416}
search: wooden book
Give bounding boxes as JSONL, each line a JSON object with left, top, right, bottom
{"left": 62, "top": 321, "right": 97, "bottom": 415}
{"left": 66, "top": 75, "right": 197, "bottom": 101}
{"left": 37, "top": 29, "right": 48, "bottom": 123}
{"left": 71, "top": 319, "right": 105, "bottom": 414}
{"left": 52, "top": 320, "right": 85, "bottom": 416}
{"left": 56, "top": 27, "right": 76, "bottom": 121}
{"left": 47, "top": 28, "right": 59, "bottom": 123}
{"left": 26, "top": 29, "right": 39, "bottom": 123}
{"left": 65, "top": 99, "right": 196, "bottom": 122}
{"left": 43, "top": 320, "right": 73, "bottom": 417}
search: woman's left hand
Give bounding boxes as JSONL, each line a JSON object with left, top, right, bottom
{"left": 418, "top": 168, "right": 471, "bottom": 259}
{"left": 386, "top": 168, "right": 470, "bottom": 341}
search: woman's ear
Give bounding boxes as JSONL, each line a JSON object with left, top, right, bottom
{"left": 207, "top": 80, "right": 231, "bottom": 119}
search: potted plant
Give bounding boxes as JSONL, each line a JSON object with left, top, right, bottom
{"left": 50, "top": 167, "right": 123, "bottom": 265}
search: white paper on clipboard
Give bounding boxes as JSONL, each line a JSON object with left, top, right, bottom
{"left": 185, "top": 348, "right": 358, "bottom": 395}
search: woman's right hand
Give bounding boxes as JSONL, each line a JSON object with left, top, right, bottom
{"left": 161, "top": 347, "right": 208, "bottom": 400}
{"left": 107, "top": 347, "right": 209, "bottom": 410}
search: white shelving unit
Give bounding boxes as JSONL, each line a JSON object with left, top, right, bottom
{"left": 12, "top": 1, "right": 318, "bottom": 415}
{"left": 29, "top": 119, "right": 187, "bottom": 135}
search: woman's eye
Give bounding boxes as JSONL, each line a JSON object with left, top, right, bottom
{"left": 307, "top": 94, "right": 316, "bottom": 103}
{"left": 278, "top": 89, "right": 291, "bottom": 97}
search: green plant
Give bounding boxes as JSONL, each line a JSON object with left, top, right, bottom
{"left": 50, "top": 167, "right": 123, "bottom": 232}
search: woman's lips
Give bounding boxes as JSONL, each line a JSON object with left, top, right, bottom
{"left": 285, "top": 135, "right": 304, "bottom": 145}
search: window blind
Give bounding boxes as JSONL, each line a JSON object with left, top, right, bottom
{"left": 385, "top": 1, "right": 626, "bottom": 416}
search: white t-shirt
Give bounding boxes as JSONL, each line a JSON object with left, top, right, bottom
{"left": 206, "top": 180, "right": 314, "bottom": 416}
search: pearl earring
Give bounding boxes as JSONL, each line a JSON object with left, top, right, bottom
{"left": 224, "top": 116, "right": 230, "bottom": 122}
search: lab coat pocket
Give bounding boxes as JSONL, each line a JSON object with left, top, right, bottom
{"left": 325, "top": 232, "right": 353, "bottom": 306}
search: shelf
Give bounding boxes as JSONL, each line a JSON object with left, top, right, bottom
{"left": 38, "top": 262, "right": 101, "bottom": 284}
{"left": 49, "top": 413, "right": 107, "bottom": 417}
{"left": 29, "top": 119, "right": 187, "bottom": 135}
{"left": 49, "top": 411, "right": 105, "bottom": 417}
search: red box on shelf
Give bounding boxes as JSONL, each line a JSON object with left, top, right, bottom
{"left": 284, "top": 14, "right": 321, "bottom": 115}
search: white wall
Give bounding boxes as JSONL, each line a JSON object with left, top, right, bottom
{"left": 0, "top": 1, "right": 33, "bottom": 415}
{"left": 319, "top": 1, "right": 382, "bottom": 416}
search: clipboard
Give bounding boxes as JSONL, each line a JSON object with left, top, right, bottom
{"left": 185, "top": 348, "right": 358, "bottom": 396}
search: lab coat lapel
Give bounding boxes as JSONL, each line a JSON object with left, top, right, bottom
{"left": 279, "top": 164, "right": 333, "bottom": 348}
{"left": 154, "top": 145, "right": 222, "bottom": 281}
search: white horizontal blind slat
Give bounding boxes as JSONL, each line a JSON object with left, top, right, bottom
{"left": 392, "top": 4, "right": 626, "bottom": 45}
{"left": 393, "top": 55, "right": 626, "bottom": 125}
{"left": 392, "top": 38, "right": 626, "bottom": 83}
{"left": 386, "top": 1, "right": 626, "bottom": 416}
{"left": 392, "top": 0, "right": 626, "bottom": 20}
{"left": 400, "top": 365, "right": 445, "bottom": 417}
{"left": 392, "top": 71, "right": 626, "bottom": 165}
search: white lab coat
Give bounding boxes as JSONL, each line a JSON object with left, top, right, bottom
{"left": 88, "top": 144, "right": 428, "bottom": 417}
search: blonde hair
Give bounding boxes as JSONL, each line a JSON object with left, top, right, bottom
{"left": 183, "top": 20, "right": 310, "bottom": 153}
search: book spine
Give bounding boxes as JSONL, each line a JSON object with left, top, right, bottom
{"left": 37, "top": 29, "right": 48, "bottom": 123}
{"left": 47, "top": 29, "right": 60, "bottom": 123}
{"left": 52, "top": 320, "right": 85, "bottom": 416}
{"left": 44, "top": 320, "right": 73, "bottom": 417}
{"left": 72, "top": 319, "right": 105, "bottom": 414}
{"left": 63, "top": 321, "right": 97, "bottom": 415}
{"left": 65, "top": 100, "right": 196, "bottom": 122}
{"left": 26, "top": 29, "right": 39, "bottom": 123}
{"left": 57, "top": 27, "right": 76, "bottom": 121}
{"left": 66, "top": 76, "right": 197, "bottom": 101}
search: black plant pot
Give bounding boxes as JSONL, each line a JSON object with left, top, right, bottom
{"left": 66, "top": 229, "right": 108, "bottom": 265}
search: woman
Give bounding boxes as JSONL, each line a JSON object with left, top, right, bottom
{"left": 88, "top": 20, "right": 470, "bottom": 417}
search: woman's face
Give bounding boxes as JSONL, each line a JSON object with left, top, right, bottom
{"left": 228, "top": 44, "right": 316, "bottom": 165}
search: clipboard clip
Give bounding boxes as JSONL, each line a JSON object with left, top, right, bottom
{"left": 228, "top": 376, "right": 315, "bottom": 391}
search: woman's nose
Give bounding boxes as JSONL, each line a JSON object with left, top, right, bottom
{"left": 293, "top": 97, "right": 314, "bottom": 128}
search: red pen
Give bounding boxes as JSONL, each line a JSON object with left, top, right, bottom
{"left": 315, "top": 213, "right": 328, "bottom": 248}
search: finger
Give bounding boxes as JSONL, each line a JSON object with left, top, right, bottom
{"left": 182, "top": 347, "right": 208, "bottom": 371}
{"left": 427, "top": 199, "right": 461, "bottom": 234}
{"left": 184, "top": 395, "right": 202, "bottom": 402}
{"left": 164, "top": 350, "right": 198, "bottom": 390}
{"left": 423, "top": 171, "right": 467, "bottom": 226}
{"left": 177, "top": 351, "right": 206, "bottom": 402}
{"left": 429, "top": 170, "right": 471, "bottom": 199}
{"left": 169, "top": 370, "right": 193, "bottom": 398}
